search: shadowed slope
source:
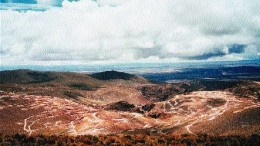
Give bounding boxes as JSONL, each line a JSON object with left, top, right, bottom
{"left": 90, "top": 71, "right": 136, "bottom": 80}
{"left": 0, "top": 70, "right": 57, "bottom": 84}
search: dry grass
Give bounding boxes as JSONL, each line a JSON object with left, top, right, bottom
{"left": 1, "top": 133, "right": 260, "bottom": 146}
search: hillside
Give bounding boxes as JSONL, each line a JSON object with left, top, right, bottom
{"left": 0, "top": 70, "right": 150, "bottom": 104}
{"left": 91, "top": 70, "right": 136, "bottom": 80}
{"left": 0, "top": 69, "right": 260, "bottom": 141}
{"left": 0, "top": 69, "right": 58, "bottom": 84}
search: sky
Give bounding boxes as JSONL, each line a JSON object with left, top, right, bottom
{"left": 1, "top": 0, "right": 260, "bottom": 65}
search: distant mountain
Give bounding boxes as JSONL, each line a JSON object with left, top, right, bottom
{"left": 90, "top": 70, "right": 137, "bottom": 80}
{"left": 0, "top": 69, "right": 57, "bottom": 84}
{"left": 0, "top": 70, "right": 148, "bottom": 102}
{"left": 142, "top": 66, "right": 260, "bottom": 83}
{"left": 0, "top": 69, "right": 141, "bottom": 84}
{"left": 0, "top": 69, "right": 102, "bottom": 98}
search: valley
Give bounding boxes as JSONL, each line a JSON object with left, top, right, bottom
{"left": 0, "top": 70, "right": 260, "bottom": 138}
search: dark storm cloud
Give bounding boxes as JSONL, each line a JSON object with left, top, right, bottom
{"left": 188, "top": 51, "right": 226, "bottom": 60}
{"left": 228, "top": 44, "right": 246, "bottom": 54}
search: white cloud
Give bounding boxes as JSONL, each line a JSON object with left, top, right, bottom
{"left": 37, "top": 0, "right": 54, "bottom": 5}
{"left": 96, "top": 0, "right": 128, "bottom": 6}
{"left": 1, "top": 0, "right": 260, "bottom": 65}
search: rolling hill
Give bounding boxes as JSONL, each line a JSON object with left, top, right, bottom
{"left": 0, "top": 69, "right": 260, "bottom": 145}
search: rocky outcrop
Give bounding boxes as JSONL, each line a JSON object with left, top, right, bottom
{"left": 104, "top": 101, "right": 135, "bottom": 111}
{"left": 141, "top": 83, "right": 191, "bottom": 101}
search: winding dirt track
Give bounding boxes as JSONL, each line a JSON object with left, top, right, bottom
{"left": 1, "top": 90, "right": 260, "bottom": 135}
{"left": 147, "top": 91, "right": 260, "bottom": 134}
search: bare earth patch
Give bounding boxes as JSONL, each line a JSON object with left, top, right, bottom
{"left": 1, "top": 90, "right": 260, "bottom": 136}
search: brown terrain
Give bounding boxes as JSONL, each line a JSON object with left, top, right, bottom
{"left": 0, "top": 69, "right": 260, "bottom": 145}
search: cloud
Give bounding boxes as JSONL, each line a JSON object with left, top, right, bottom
{"left": 37, "top": 0, "right": 57, "bottom": 5}
{"left": 1, "top": 0, "right": 260, "bottom": 65}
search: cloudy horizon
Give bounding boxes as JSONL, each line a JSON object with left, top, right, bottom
{"left": 1, "top": 0, "right": 260, "bottom": 65}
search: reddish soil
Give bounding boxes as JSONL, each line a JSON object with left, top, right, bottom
{"left": 1, "top": 90, "right": 259, "bottom": 136}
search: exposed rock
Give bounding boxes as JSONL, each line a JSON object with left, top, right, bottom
{"left": 231, "top": 81, "right": 260, "bottom": 100}
{"left": 141, "top": 103, "right": 155, "bottom": 112}
{"left": 206, "top": 98, "right": 226, "bottom": 107}
{"left": 105, "top": 101, "right": 135, "bottom": 111}
{"left": 141, "top": 83, "right": 190, "bottom": 101}
{"left": 148, "top": 113, "right": 161, "bottom": 118}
